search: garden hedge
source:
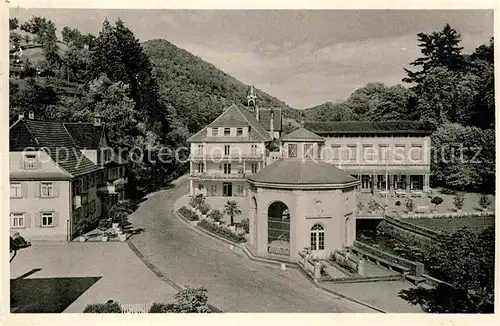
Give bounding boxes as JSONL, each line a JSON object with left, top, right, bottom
{"left": 197, "top": 219, "right": 246, "bottom": 243}
{"left": 178, "top": 206, "right": 199, "bottom": 221}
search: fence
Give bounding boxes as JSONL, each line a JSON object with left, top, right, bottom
{"left": 120, "top": 303, "right": 151, "bottom": 313}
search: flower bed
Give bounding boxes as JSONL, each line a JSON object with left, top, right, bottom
{"left": 197, "top": 219, "right": 246, "bottom": 243}
{"left": 178, "top": 206, "right": 199, "bottom": 221}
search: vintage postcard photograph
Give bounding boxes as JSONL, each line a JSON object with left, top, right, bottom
{"left": 2, "top": 0, "right": 497, "bottom": 323}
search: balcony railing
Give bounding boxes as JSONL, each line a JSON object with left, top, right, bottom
{"left": 190, "top": 153, "right": 263, "bottom": 161}
{"left": 189, "top": 172, "right": 252, "bottom": 180}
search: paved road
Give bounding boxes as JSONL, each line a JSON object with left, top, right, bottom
{"left": 128, "top": 180, "right": 373, "bottom": 312}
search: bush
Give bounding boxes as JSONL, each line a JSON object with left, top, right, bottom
{"left": 199, "top": 202, "right": 211, "bottom": 215}
{"left": 368, "top": 199, "right": 381, "bottom": 212}
{"left": 83, "top": 301, "right": 122, "bottom": 313}
{"left": 430, "top": 196, "right": 444, "bottom": 209}
{"left": 149, "top": 302, "right": 179, "bottom": 313}
{"left": 405, "top": 198, "right": 415, "bottom": 212}
{"left": 208, "top": 209, "right": 223, "bottom": 222}
{"left": 150, "top": 287, "right": 210, "bottom": 313}
{"left": 453, "top": 193, "right": 465, "bottom": 210}
{"left": 178, "top": 206, "right": 199, "bottom": 221}
{"left": 240, "top": 218, "right": 249, "bottom": 234}
{"left": 479, "top": 194, "right": 491, "bottom": 210}
{"left": 395, "top": 200, "right": 401, "bottom": 207}
{"left": 357, "top": 201, "right": 365, "bottom": 211}
{"left": 198, "top": 219, "right": 246, "bottom": 243}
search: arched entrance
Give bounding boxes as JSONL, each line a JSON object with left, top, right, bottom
{"left": 267, "top": 201, "right": 290, "bottom": 257}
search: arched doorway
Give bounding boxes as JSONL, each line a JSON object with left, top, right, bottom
{"left": 310, "top": 224, "right": 325, "bottom": 258}
{"left": 267, "top": 201, "right": 290, "bottom": 257}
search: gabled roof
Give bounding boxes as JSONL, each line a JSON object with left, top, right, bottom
{"left": 258, "top": 108, "right": 282, "bottom": 132}
{"left": 247, "top": 159, "right": 359, "bottom": 188}
{"left": 63, "top": 123, "right": 104, "bottom": 149}
{"left": 188, "top": 103, "right": 272, "bottom": 142}
{"left": 281, "top": 128, "right": 324, "bottom": 142}
{"left": 304, "top": 120, "right": 434, "bottom": 135}
{"left": 9, "top": 119, "right": 102, "bottom": 178}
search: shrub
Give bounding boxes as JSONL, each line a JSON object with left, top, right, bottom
{"left": 453, "top": 193, "right": 465, "bottom": 210}
{"left": 178, "top": 206, "right": 199, "bottom": 221}
{"left": 83, "top": 301, "right": 122, "bottom": 313}
{"left": 357, "top": 201, "right": 365, "bottom": 211}
{"left": 430, "top": 196, "right": 444, "bottom": 209}
{"left": 405, "top": 198, "right": 415, "bottom": 212}
{"left": 368, "top": 199, "right": 381, "bottom": 212}
{"left": 198, "top": 219, "right": 246, "bottom": 243}
{"left": 174, "top": 287, "right": 210, "bottom": 313}
{"left": 479, "top": 194, "right": 491, "bottom": 210}
{"left": 240, "top": 218, "right": 250, "bottom": 234}
{"left": 208, "top": 209, "right": 223, "bottom": 223}
{"left": 189, "top": 193, "right": 206, "bottom": 211}
{"left": 149, "top": 302, "right": 179, "bottom": 313}
{"left": 395, "top": 200, "right": 401, "bottom": 207}
{"left": 199, "top": 202, "right": 211, "bottom": 215}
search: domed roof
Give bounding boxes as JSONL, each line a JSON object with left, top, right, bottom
{"left": 281, "top": 128, "right": 325, "bottom": 142}
{"left": 247, "top": 159, "right": 359, "bottom": 189}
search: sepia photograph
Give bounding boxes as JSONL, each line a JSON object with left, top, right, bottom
{"left": 4, "top": 2, "right": 496, "bottom": 317}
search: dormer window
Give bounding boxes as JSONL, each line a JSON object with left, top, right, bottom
{"left": 212, "top": 128, "right": 218, "bottom": 136}
{"left": 23, "top": 153, "right": 38, "bottom": 169}
{"left": 224, "top": 128, "right": 231, "bottom": 136}
{"left": 236, "top": 127, "right": 243, "bottom": 136}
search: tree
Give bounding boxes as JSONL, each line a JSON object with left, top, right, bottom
{"left": 405, "top": 198, "right": 415, "bottom": 212}
{"left": 149, "top": 287, "right": 211, "bottom": 313}
{"left": 399, "top": 226, "right": 494, "bottom": 313}
{"left": 453, "top": 193, "right": 465, "bottom": 211}
{"left": 224, "top": 200, "right": 242, "bottom": 226}
{"left": 404, "top": 24, "right": 464, "bottom": 84}
{"left": 208, "top": 209, "right": 223, "bottom": 223}
{"left": 108, "top": 200, "right": 132, "bottom": 226}
{"left": 478, "top": 195, "right": 491, "bottom": 211}
{"left": 9, "top": 17, "right": 19, "bottom": 30}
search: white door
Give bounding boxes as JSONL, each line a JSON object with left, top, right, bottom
{"left": 310, "top": 224, "right": 325, "bottom": 259}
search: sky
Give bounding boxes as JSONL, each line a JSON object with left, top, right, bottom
{"left": 10, "top": 9, "right": 494, "bottom": 109}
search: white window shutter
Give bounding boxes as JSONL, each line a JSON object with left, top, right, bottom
{"left": 34, "top": 183, "right": 40, "bottom": 197}
{"left": 34, "top": 212, "right": 41, "bottom": 227}
{"left": 24, "top": 213, "right": 31, "bottom": 228}
{"left": 21, "top": 183, "right": 28, "bottom": 197}
{"left": 53, "top": 211, "right": 59, "bottom": 227}
{"left": 53, "top": 183, "right": 60, "bottom": 197}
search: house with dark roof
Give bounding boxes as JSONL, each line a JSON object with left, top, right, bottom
{"left": 9, "top": 113, "right": 127, "bottom": 241}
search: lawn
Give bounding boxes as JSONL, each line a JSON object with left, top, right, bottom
{"left": 401, "top": 215, "right": 494, "bottom": 233}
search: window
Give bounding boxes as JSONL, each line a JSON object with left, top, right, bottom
{"left": 363, "top": 145, "right": 375, "bottom": 162}
{"left": 236, "top": 128, "right": 243, "bottom": 136}
{"left": 411, "top": 145, "right": 422, "bottom": 161}
{"left": 251, "top": 145, "right": 258, "bottom": 155}
{"left": 223, "top": 163, "right": 231, "bottom": 174}
{"left": 74, "top": 180, "right": 81, "bottom": 196}
{"left": 88, "top": 173, "right": 95, "bottom": 187}
{"left": 224, "top": 128, "right": 231, "bottom": 136}
{"left": 210, "top": 184, "right": 217, "bottom": 195}
{"left": 347, "top": 145, "right": 357, "bottom": 161}
{"left": 379, "top": 145, "right": 389, "bottom": 162}
{"left": 251, "top": 163, "right": 258, "bottom": 174}
{"left": 331, "top": 145, "right": 340, "bottom": 161}
{"left": 41, "top": 212, "right": 53, "bottom": 227}
{"left": 310, "top": 224, "right": 325, "bottom": 251}
{"left": 40, "top": 182, "right": 53, "bottom": 197}
{"left": 83, "top": 203, "right": 89, "bottom": 217}
{"left": 197, "top": 163, "right": 204, "bottom": 173}
{"left": 224, "top": 145, "right": 230, "bottom": 156}
{"left": 23, "top": 153, "right": 37, "bottom": 169}
{"left": 10, "top": 183, "right": 22, "bottom": 198}
{"left": 304, "top": 143, "right": 314, "bottom": 159}
{"left": 90, "top": 200, "right": 96, "bottom": 214}
{"left": 10, "top": 213, "right": 25, "bottom": 228}
{"left": 212, "top": 128, "right": 218, "bottom": 136}
{"left": 377, "top": 175, "right": 387, "bottom": 190}
{"left": 82, "top": 175, "right": 88, "bottom": 190}
{"left": 197, "top": 145, "right": 204, "bottom": 155}
{"left": 288, "top": 144, "right": 297, "bottom": 158}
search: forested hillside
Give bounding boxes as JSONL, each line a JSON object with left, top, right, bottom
{"left": 302, "top": 25, "right": 495, "bottom": 193}
{"left": 9, "top": 16, "right": 298, "bottom": 194}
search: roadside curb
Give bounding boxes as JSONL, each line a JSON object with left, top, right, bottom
{"left": 127, "top": 239, "right": 223, "bottom": 313}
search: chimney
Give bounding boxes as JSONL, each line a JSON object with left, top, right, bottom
{"left": 18, "top": 112, "right": 25, "bottom": 121}
{"left": 270, "top": 109, "right": 274, "bottom": 139}
{"left": 28, "top": 110, "right": 35, "bottom": 120}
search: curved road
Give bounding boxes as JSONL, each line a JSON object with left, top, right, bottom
{"left": 128, "top": 180, "right": 373, "bottom": 312}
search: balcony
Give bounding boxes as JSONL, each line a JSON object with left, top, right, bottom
{"left": 189, "top": 171, "right": 252, "bottom": 180}
{"left": 190, "top": 153, "right": 263, "bottom": 161}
